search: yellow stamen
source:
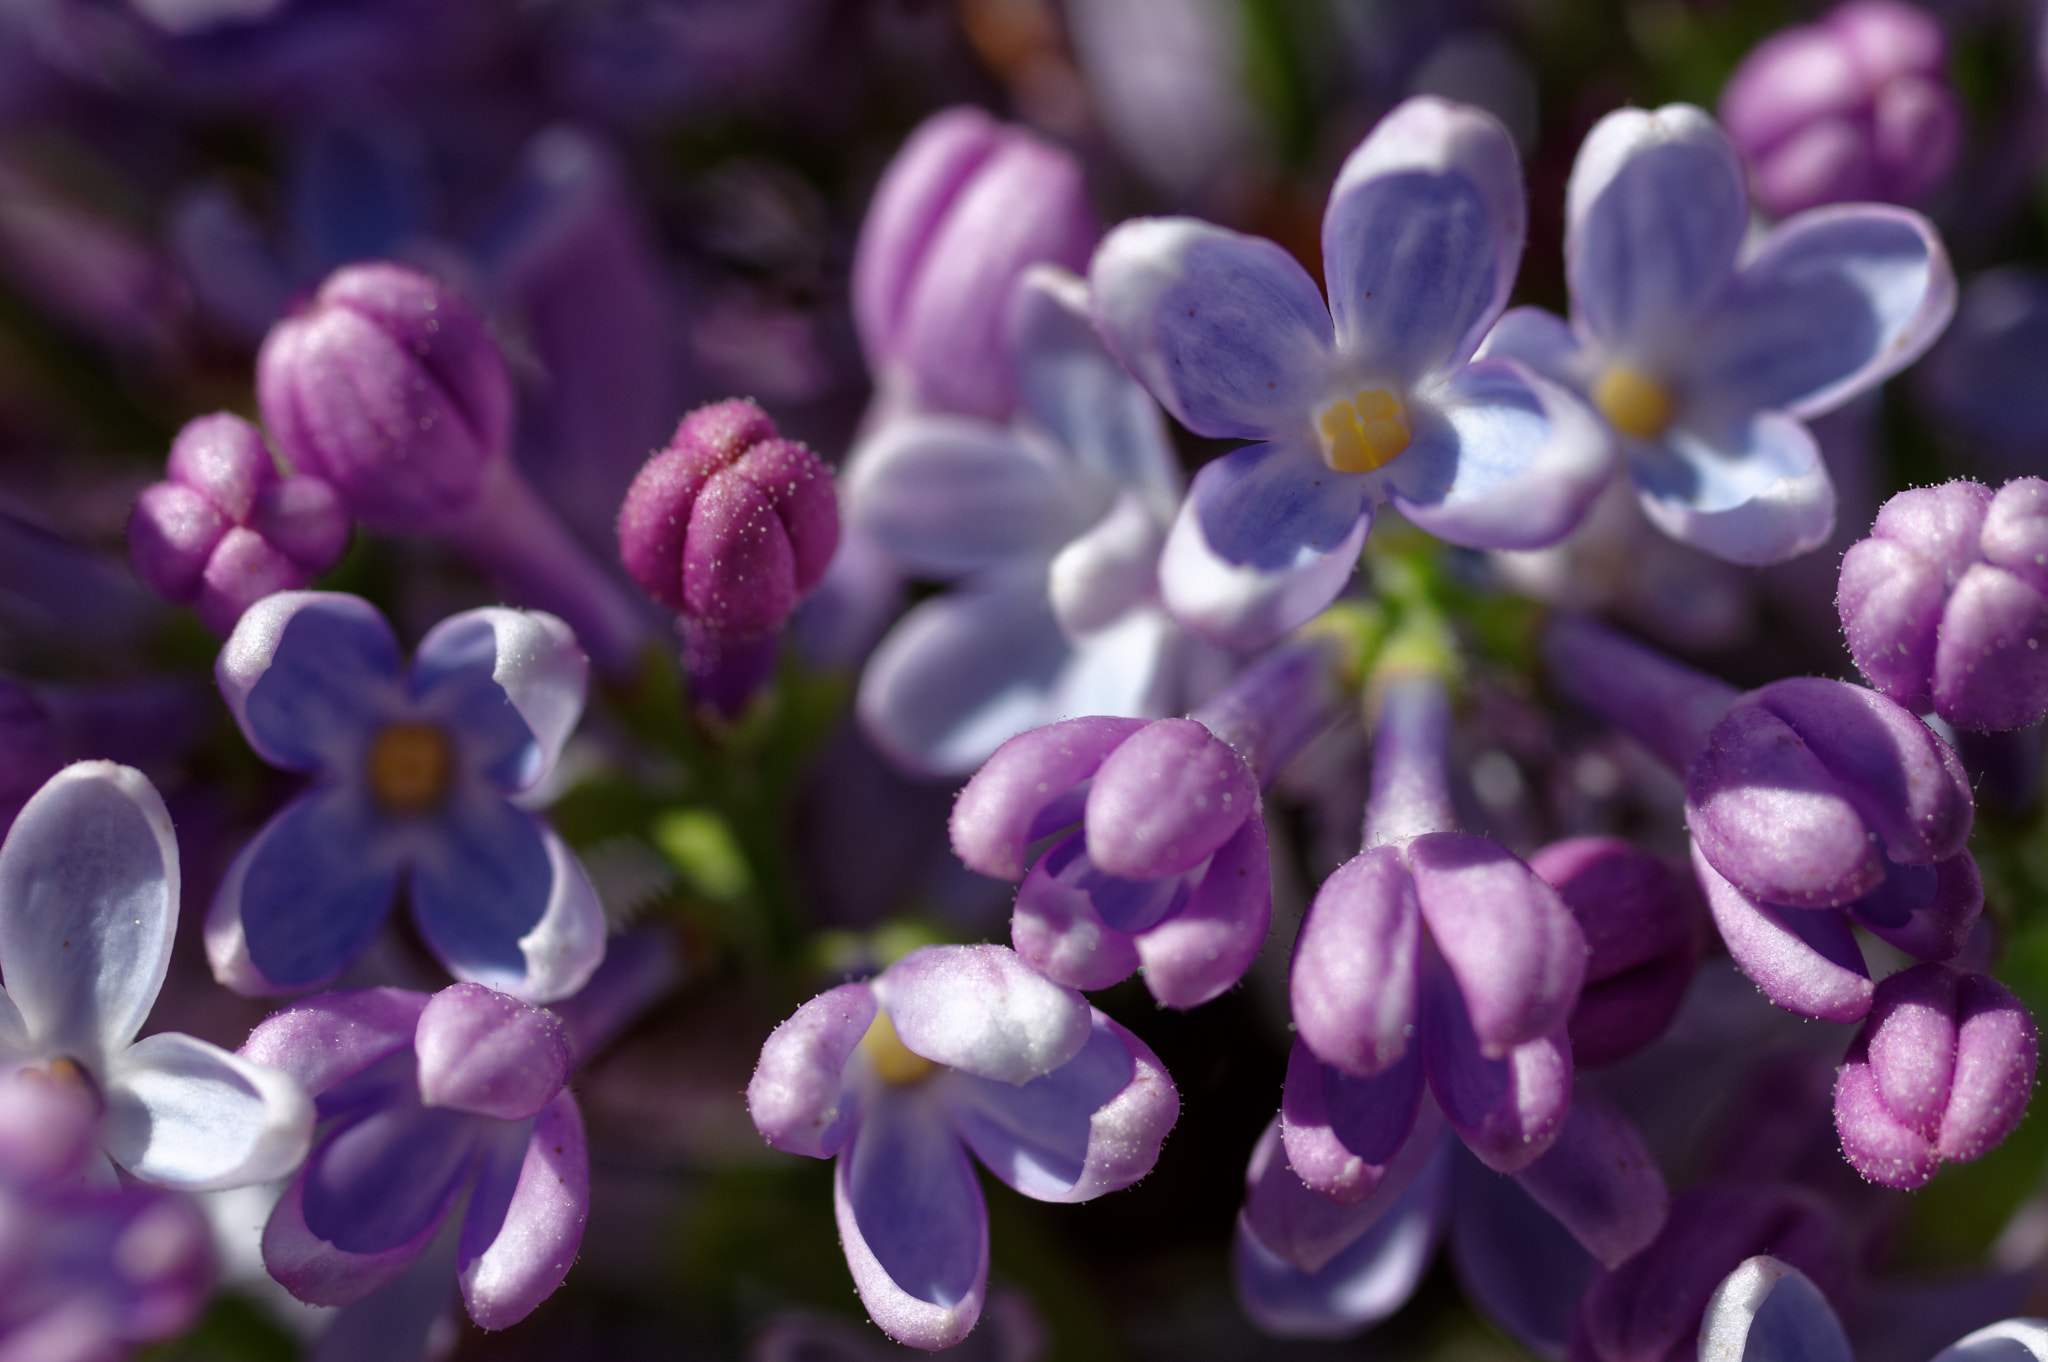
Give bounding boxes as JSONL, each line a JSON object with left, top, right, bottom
{"left": 861, "top": 1012, "right": 936, "bottom": 1086}
{"left": 1592, "top": 363, "right": 1676, "bottom": 440}
{"left": 1318, "top": 389, "right": 1412, "bottom": 473}
{"left": 367, "top": 721, "right": 453, "bottom": 813}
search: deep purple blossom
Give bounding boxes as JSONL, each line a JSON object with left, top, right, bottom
{"left": 206, "top": 592, "right": 604, "bottom": 1004}
{"left": 128, "top": 412, "right": 350, "bottom": 636}
{"left": 240, "top": 983, "right": 589, "bottom": 1330}
{"left": 746, "top": 944, "right": 1176, "bottom": 1350}
{"left": 1483, "top": 104, "right": 1953, "bottom": 565}
{"left": 1091, "top": 95, "right": 1612, "bottom": 649}
{"left": 1839, "top": 478, "right": 2048, "bottom": 731}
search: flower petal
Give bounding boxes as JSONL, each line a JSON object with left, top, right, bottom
{"left": 1089, "top": 216, "right": 1334, "bottom": 441}
{"left": 1420, "top": 959, "right": 1571, "bottom": 1174}
{"left": 218, "top": 592, "right": 402, "bottom": 774}
{"left": 410, "top": 607, "right": 588, "bottom": 795}
{"left": 951, "top": 715, "right": 1151, "bottom": 881}
{"left": 1044, "top": 605, "right": 1181, "bottom": 725}
{"left": 1847, "top": 853, "right": 1982, "bottom": 963}
{"left": 880, "top": 944, "right": 1092, "bottom": 1085}
{"left": 1048, "top": 493, "right": 1170, "bottom": 637}
{"left": 1188, "top": 438, "right": 1373, "bottom": 572}
{"left": 747, "top": 982, "right": 876, "bottom": 1160}
{"left": 1159, "top": 490, "right": 1371, "bottom": 651}
{"left": 1323, "top": 96, "right": 1524, "bottom": 383}
{"left": 415, "top": 983, "right": 572, "bottom": 1122}
{"left": 458, "top": 1091, "right": 588, "bottom": 1330}
{"left": 102, "top": 1031, "right": 313, "bottom": 1191}
{"left": 1510, "top": 1089, "right": 1667, "bottom": 1269}
{"left": 943, "top": 1010, "right": 1176, "bottom": 1203}
{"left": 1693, "top": 842, "right": 1873, "bottom": 1023}
{"left": 1699, "top": 1256, "right": 1854, "bottom": 1362}
{"left": 299, "top": 1100, "right": 478, "bottom": 1256}
{"left": 1448, "top": 1147, "right": 1598, "bottom": 1359}
{"left": 1634, "top": 414, "right": 1836, "bottom": 565}
{"left": 1290, "top": 844, "right": 1421, "bottom": 1077}
{"left": 1476, "top": 304, "right": 1591, "bottom": 391}
{"left": 1084, "top": 717, "right": 1254, "bottom": 879}
{"left": 1932, "top": 1321, "right": 2048, "bottom": 1362}
{"left": 1133, "top": 812, "right": 1274, "bottom": 1008}
{"left": 1010, "top": 832, "right": 1148, "bottom": 992}
{"left": 0, "top": 761, "right": 178, "bottom": 1060}
{"left": 262, "top": 1162, "right": 450, "bottom": 1308}
{"left": 833, "top": 1092, "right": 988, "bottom": 1350}
{"left": 1241, "top": 1109, "right": 1447, "bottom": 1275}
{"left": 239, "top": 987, "right": 429, "bottom": 1099}
{"left": 1280, "top": 1037, "right": 1424, "bottom": 1205}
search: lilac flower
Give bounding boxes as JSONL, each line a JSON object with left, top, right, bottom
{"left": 0, "top": 763, "right": 312, "bottom": 1190}
{"left": 1483, "top": 104, "right": 1953, "bottom": 565}
{"left": 1701, "top": 1256, "right": 2048, "bottom": 1362}
{"left": 206, "top": 592, "right": 605, "bottom": 1004}
{"left": 240, "top": 983, "right": 589, "bottom": 1330}
{"left": 1839, "top": 479, "right": 2048, "bottom": 732}
{"left": 746, "top": 944, "right": 1177, "bottom": 1350}
{"left": 129, "top": 412, "right": 350, "bottom": 636}
{"left": 847, "top": 266, "right": 1193, "bottom": 776}
{"left": 1090, "top": 95, "right": 1612, "bottom": 649}
{"left": 950, "top": 638, "right": 1341, "bottom": 1008}
{"left": 1546, "top": 615, "right": 1980, "bottom": 1024}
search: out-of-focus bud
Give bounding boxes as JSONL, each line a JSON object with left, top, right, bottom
{"left": 1840, "top": 478, "right": 2048, "bottom": 732}
{"left": 1834, "top": 962, "right": 2037, "bottom": 1190}
{"left": 129, "top": 413, "right": 349, "bottom": 634}
{"left": 618, "top": 399, "right": 839, "bottom": 713}
{"left": 1719, "top": 0, "right": 1961, "bottom": 218}
{"left": 850, "top": 106, "right": 1095, "bottom": 419}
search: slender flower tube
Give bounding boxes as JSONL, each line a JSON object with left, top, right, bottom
{"left": 1546, "top": 614, "right": 1979, "bottom": 1022}
{"left": 1839, "top": 478, "right": 2048, "bottom": 732}
{"left": 129, "top": 412, "right": 349, "bottom": 635}
{"left": 256, "top": 261, "right": 649, "bottom": 673}
{"left": 746, "top": 944, "right": 1177, "bottom": 1350}
{"left": 617, "top": 398, "right": 839, "bottom": 716}
{"left": 952, "top": 636, "right": 1344, "bottom": 1008}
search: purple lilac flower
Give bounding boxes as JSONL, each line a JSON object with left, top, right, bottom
{"left": 1546, "top": 614, "right": 1979, "bottom": 1024}
{"left": 1839, "top": 479, "right": 2048, "bottom": 732}
{"left": 256, "top": 260, "right": 649, "bottom": 673}
{"left": 0, "top": 763, "right": 313, "bottom": 1190}
{"left": 1719, "top": 1, "right": 1962, "bottom": 221}
{"left": 128, "top": 412, "right": 350, "bottom": 636}
{"left": 206, "top": 592, "right": 605, "bottom": 1004}
{"left": 0, "top": 1076, "right": 216, "bottom": 1359}
{"left": 1701, "top": 1255, "right": 2048, "bottom": 1362}
{"left": 1090, "top": 95, "right": 1612, "bottom": 649}
{"left": 847, "top": 265, "right": 1192, "bottom": 776}
{"left": 951, "top": 637, "right": 1341, "bottom": 1008}
{"left": 1482, "top": 103, "right": 1953, "bottom": 565}
{"left": 745, "top": 944, "right": 1177, "bottom": 1349}
{"left": 240, "top": 983, "right": 588, "bottom": 1330}
{"left": 618, "top": 397, "right": 839, "bottom": 716}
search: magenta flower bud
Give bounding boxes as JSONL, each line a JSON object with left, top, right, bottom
{"left": 129, "top": 413, "right": 350, "bottom": 635}
{"left": 1833, "top": 962, "right": 2038, "bottom": 1189}
{"left": 851, "top": 106, "right": 1097, "bottom": 419}
{"left": 1529, "top": 837, "right": 1704, "bottom": 1068}
{"left": 1840, "top": 478, "right": 2048, "bottom": 731}
{"left": 1719, "top": 0, "right": 1962, "bottom": 218}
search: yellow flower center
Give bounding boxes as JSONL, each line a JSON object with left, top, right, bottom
{"left": 1592, "top": 363, "right": 1676, "bottom": 440}
{"left": 1318, "top": 389, "right": 1412, "bottom": 473}
{"left": 18, "top": 1055, "right": 101, "bottom": 1109}
{"left": 367, "top": 721, "right": 453, "bottom": 813}
{"left": 860, "top": 1012, "right": 936, "bottom": 1086}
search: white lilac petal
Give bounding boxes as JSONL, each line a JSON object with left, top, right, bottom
{"left": 457, "top": 1091, "right": 588, "bottom": 1330}
{"left": 1323, "top": 95, "right": 1525, "bottom": 382}
{"left": 747, "top": 982, "right": 877, "bottom": 1159}
{"left": 1089, "top": 216, "right": 1335, "bottom": 442}
{"left": 0, "top": 761, "right": 178, "bottom": 1062}
{"left": 1476, "top": 305, "right": 1591, "bottom": 391}
{"left": 1635, "top": 414, "right": 1836, "bottom": 565}
{"left": 1048, "top": 491, "right": 1168, "bottom": 638}
{"left": 1931, "top": 1320, "right": 2048, "bottom": 1362}
{"left": 1698, "top": 1256, "right": 1854, "bottom": 1362}
{"left": 410, "top": 607, "right": 589, "bottom": 795}
{"left": 1042, "top": 606, "right": 1180, "bottom": 729}
{"left": 880, "top": 944, "right": 1092, "bottom": 1085}
{"left": 217, "top": 592, "right": 403, "bottom": 774}
{"left": 102, "top": 1031, "right": 314, "bottom": 1191}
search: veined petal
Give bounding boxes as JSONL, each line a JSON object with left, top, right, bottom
{"left": 1699, "top": 1256, "right": 1854, "bottom": 1362}
{"left": 1159, "top": 491, "right": 1371, "bottom": 651}
{"left": 458, "top": 1092, "right": 587, "bottom": 1330}
{"left": 1635, "top": 414, "right": 1836, "bottom": 565}
{"left": 218, "top": 592, "right": 402, "bottom": 774}
{"left": 240, "top": 988, "right": 429, "bottom": 1099}
{"left": 410, "top": 608, "right": 588, "bottom": 795}
{"left": 1190, "top": 438, "right": 1373, "bottom": 572}
{"left": 951, "top": 714, "right": 1150, "bottom": 881}
{"left": 0, "top": 762, "right": 178, "bottom": 1061}
{"left": 1323, "top": 96, "right": 1524, "bottom": 383}
{"left": 834, "top": 1092, "right": 988, "bottom": 1350}
{"left": 1089, "top": 217, "right": 1334, "bottom": 441}
{"left": 747, "top": 982, "right": 876, "bottom": 1160}
{"left": 880, "top": 944, "right": 1091, "bottom": 1085}
{"left": 102, "top": 1031, "right": 313, "bottom": 1190}
{"left": 1388, "top": 359, "right": 1613, "bottom": 551}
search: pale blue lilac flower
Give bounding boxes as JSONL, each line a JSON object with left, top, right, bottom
{"left": 1546, "top": 614, "right": 1980, "bottom": 1024}
{"left": 240, "top": 983, "right": 589, "bottom": 1330}
{"left": 1701, "top": 1255, "right": 2048, "bottom": 1362}
{"left": 951, "top": 636, "right": 1342, "bottom": 1007}
{"left": 0, "top": 762, "right": 313, "bottom": 1190}
{"left": 1090, "top": 95, "right": 1612, "bottom": 649}
{"left": 847, "top": 265, "right": 1192, "bottom": 776}
{"left": 746, "top": 944, "right": 1177, "bottom": 1350}
{"left": 206, "top": 592, "right": 605, "bottom": 1004}
{"left": 1482, "top": 104, "right": 1953, "bottom": 565}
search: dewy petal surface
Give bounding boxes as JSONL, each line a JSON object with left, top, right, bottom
{"left": 1634, "top": 414, "right": 1836, "bottom": 565}
{"left": 102, "top": 1030, "right": 313, "bottom": 1190}
{"left": 881, "top": 944, "right": 1092, "bottom": 1085}
{"left": 458, "top": 1091, "right": 588, "bottom": 1330}
{"left": 218, "top": 593, "right": 402, "bottom": 773}
{"left": 1932, "top": 1320, "right": 2048, "bottom": 1362}
{"left": 1420, "top": 960, "right": 1571, "bottom": 1174}
{"left": 409, "top": 607, "right": 588, "bottom": 795}
{"left": 1280, "top": 1037, "right": 1424, "bottom": 1205}
{"left": 0, "top": 762, "right": 179, "bottom": 1061}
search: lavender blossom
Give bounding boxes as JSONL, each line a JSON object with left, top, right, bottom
{"left": 1090, "top": 95, "right": 1612, "bottom": 649}
{"left": 1482, "top": 104, "right": 1953, "bottom": 565}
{"left": 128, "top": 412, "right": 350, "bottom": 635}
{"left": 745, "top": 944, "right": 1177, "bottom": 1350}
{"left": 1701, "top": 1256, "right": 2048, "bottom": 1362}
{"left": 240, "top": 983, "right": 589, "bottom": 1330}
{"left": 951, "top": 638, "right": 1341, "bottom": 1008}
{"left": 1839, "top": 479, "right": 2048, "bottom": 731}
{"left": 207, "top": 592, "right": 605, "bottom": 1004}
